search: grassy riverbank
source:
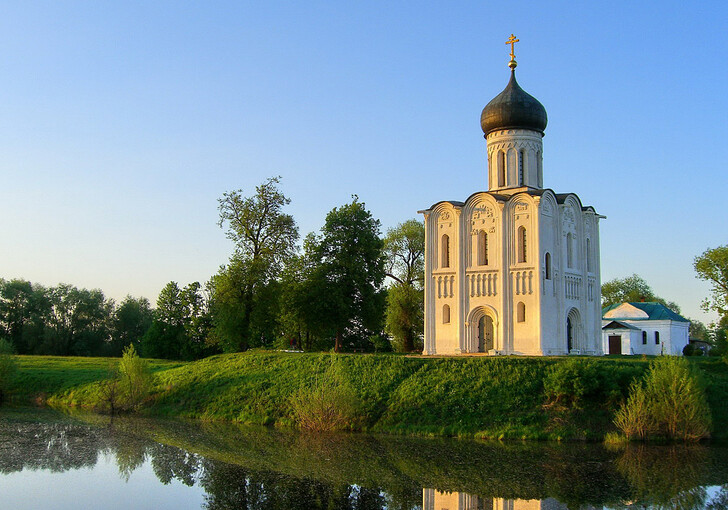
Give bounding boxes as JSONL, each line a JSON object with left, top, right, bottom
{"left": 9, "top": 352, "right": 728, "bottom": 440}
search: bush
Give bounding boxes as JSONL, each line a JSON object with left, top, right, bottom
{"left": 289, "top": 355, "right": 360, "bottom": 431}
{"left": 614, "top": 356, "right": 711, "bottom": 442}
{"left": 544, "top": 359, "right": 628, "bottom": 410}
{"left": 613, "top": 379, "right": 655, "bottom": 440}
{"left": 118, "top": 345, "right": 153, "bottom": 411}
{"left": 0, "top": 338, "right": 17, "bottom": 403}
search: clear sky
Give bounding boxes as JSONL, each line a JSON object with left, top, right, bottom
{"left": 0, "top": 1, "right": 725, "bottom": 325}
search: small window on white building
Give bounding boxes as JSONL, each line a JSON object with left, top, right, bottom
{"left": 655, "top": 331, "right": 660, "bottom": 345}
{"left": 517, "top": 302, "right": 526, "bottom": 322}
{"left": 477, "top": 230, "right": 488, "bottom": 266}
{"left": 518, "top": 150, "right": 525, "bottom": 186}
{"left": 498, "top": 151, "right": 506, "bottom": 187}
{"left": 642, "top": 331, "right": 647, "bottom": 345}
{"left": 441, "top": 234, "right": 450, "bottom": 268}
{"left": 566, "top": 233, "right": 574, "bottom": 269}
{"left": 443, "top": 304, "right": 450, "bottom": 324}
{"left": 545, "top": 252, "right": 552, "bottom": 280}
{"left": 586, "top": 238, "right": 592, "bottom": 273}
{"left": 518, "top": 226, "right": 527, "bottom": 263}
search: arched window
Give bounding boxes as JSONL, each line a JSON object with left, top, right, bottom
{"left": 655, "top": 331, "right": 660, "bottom": 345}
{"left": 642, "top": 331, "right": 647, "bottom": 345}
{"left": 497, "top": 151, "right": 506, "bottom": 187}
{"left": 442, "top": 304, "right": 450, "bottom": 324}
{"left": 517, "top": 302, "right": 526, "bottom": 322}
{"left": 545, "top": 252, "right": 552, "bottom": 280}
{"left": 518, "top": 149, "right": 525, "bottom": 186}
{"left": 566, "top": 233, "right": 573, "bottom": 269}
{"left": 477, "top": 230, "right": 488, "bottom": 266}
{"left": 517, "top": 226, "right": 527, "bottom": 263}
{"left": 586, "top": 238, "right": 592, "bottom": 273}
{"left": 441, "top": 234, "right": 450, "bottom": 268}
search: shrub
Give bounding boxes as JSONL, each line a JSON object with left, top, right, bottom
{"left": 118, "top": 344, "right": 154, "bottom": 411}
{"left": 544, "top": 359, "right": 627, "bottom": 410}
{"left": 290, "top": 355, "right": 360, "bottom": 431}
{"left": 0, "top": 339, "right": 17, "bottom": 403}
{"left": 613, "top": 379, "right": 655, "bottom": 440}
{"left": 614, "top": 356, "right": 711, "bottom": 442}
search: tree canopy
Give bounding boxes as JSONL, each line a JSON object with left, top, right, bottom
{"left": 694, "top": 245, "right": 728, "bottom": 320}
{"left": 303, "top": 197, "right": 386, "bottom": 352}
{"left": 601, "top": 274, "right": 681, "bottom": 313}
{"left": 383, "top": 220, "right": 425, "bottom": 352}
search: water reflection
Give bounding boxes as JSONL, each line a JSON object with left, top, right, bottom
{"left": 0, "top": 408, "right": 727, "bottom": 509}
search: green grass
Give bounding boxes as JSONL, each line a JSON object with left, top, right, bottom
{"left": 6, "top": 352, "right": 727, "bottom": 440}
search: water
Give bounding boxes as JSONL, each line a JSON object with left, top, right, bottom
{"left": 0, "top": 408, "right": 727, "bottom": 509}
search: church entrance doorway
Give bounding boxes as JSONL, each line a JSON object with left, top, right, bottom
{"left": 608, "top": 335, "right": 622, "bottom": 355}
{"left": 566, "top": 308, "right": 582, "bottom": 353}
{"left": 477, "top": 315, "right": 494, "bottom": 352}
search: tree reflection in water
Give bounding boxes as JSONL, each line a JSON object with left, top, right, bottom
{"left": 0, "top": 409, "right": 727, "bottom": 509}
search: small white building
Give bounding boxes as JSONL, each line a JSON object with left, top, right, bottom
{"left": 602, "top": 302, "right": 690, "bottom": 355}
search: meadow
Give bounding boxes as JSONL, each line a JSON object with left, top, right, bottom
{"left": 9, "top": 352, "right": 728, "bottom": 440}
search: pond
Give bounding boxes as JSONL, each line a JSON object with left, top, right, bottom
{"left": 0, "top": 408, "right": 727, "bottom": 509}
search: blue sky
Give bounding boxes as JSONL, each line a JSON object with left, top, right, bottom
{"left": 0, "top": 1, "right": 725, "bottom": 325}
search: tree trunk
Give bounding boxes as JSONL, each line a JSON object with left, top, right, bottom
{"left": 403, "top": 330, "right": 415, "bottom": 352}
{"left": 335, "top": 330, "right": 342, "bottom": 353}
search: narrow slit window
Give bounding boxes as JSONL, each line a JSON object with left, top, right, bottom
{"left": 566, "top": 233, "right": 573, "bottom": 269}
{"left": 478, "top": 230, "right": 488, "bottom": 266}
{"left": 655, "top": 331, "right": 660, "bottom": 345}
{"left": 586, "top": 238, "right": 592, "bottom": 272}
{"left": 518, "top": 226, "right": 527, "bottom": 263}
{"left": 441, "top": 234, "right": 450, "bottom": 268}
{"left": 642, "top": 331, "right": 647, "bottom": 345}
{"left": 498, "top": 151, "right": 505, "bottom": 187}
{"left": 443, "top": 304, "right": 450, "bottom": 324}
{"left": 518, "top": 149, "right": 525, "bottom": 186}
{"left": 545, "top": 252, "right": 552, "bottom": 280}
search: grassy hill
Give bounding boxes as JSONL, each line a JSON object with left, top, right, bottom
{"left": 9, "top": 352, "right": 728, "bottom": 440}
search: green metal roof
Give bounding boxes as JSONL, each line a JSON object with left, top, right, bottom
{"left": 601, "top": 302, "right": 690, "bottom": 323}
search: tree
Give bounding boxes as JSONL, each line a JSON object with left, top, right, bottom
{"left": 383, "top": 220, "right": 425, "bottom": 352}
{"left": 142, "top": 282, "right": 214, "bottom": 360}
{"left": 304, "top": 198, "right": 386, "bottom": 352}
{"left": 118, "top": 344, "right": 153, "bottom": 411}
{"left": 694, "top": 245, "right": 728, "bottom": 320}
{"left": 385, "top": 283, "right": 423, "bottom": 352}
{"left": 109, "top": 296, "right": 153, "bottom": 356}
{"left": 601, "top": 274, "right": 681, "bottom": 313}
{"left": 383, "top": 219, "right": 425, "bottom": 286}
{"left": 211, "top": 177, "right": 299, "bottom": 351}
{"left": 0, "top": 279, "right": 50, "bottom": 354}
{"left": 44, "top": 284, "right": 113, "bottom": 356}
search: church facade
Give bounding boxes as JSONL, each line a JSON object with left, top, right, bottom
{"left": 420, "top": 41, "right": 604, "bottom": 355}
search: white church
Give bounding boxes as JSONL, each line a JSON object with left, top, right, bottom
{"left": 420, "top": 37, "right": 604, "bottom": 356}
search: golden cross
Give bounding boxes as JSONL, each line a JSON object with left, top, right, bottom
{"left": 506, "top": 34, "right": 519, "bottom": 61}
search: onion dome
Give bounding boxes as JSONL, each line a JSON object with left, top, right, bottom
{"left": 480, "top": 70, "right": 548, "bottom": 136}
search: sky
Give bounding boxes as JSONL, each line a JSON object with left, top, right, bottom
{"left": 0, "top": 1, "right": 726, "bottom": 325}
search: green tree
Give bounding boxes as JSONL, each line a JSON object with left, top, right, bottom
{"left": 0, "top": 279, "right": 50, "bottom": 354}
{"left": 304, "top": 197, "right": 386, "bottom": 352}
{"left": 142, "top": 282, "right": 213, "bottom": 360}
{"left": 602, "top": 274, "right": 681, "bottom": 313}
{"left": 211, "top": 177, "right": 299, "bottom": 351}
{"left": 0, "top": 338, "right": 17, "bottom": 404}
{"left": 118, "top": 344, "right": 153, "bottom": 411}
{"left": 382, "top": 219, "right": 425, "bottom": 352}
{"left": 109, "top": 296, "right": 153, "bottom": 356}
{"left": 44, "top": 284, "right": 113, "bottom": 356}
{"left": 694, "top": 245, "right": 728, "bottom": 320}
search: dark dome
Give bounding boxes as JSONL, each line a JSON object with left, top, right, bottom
{"left": 480, "top": 70, "right": 547, "bottom": 136}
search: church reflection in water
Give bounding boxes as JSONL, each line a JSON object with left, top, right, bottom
{"left": 423, "top": 489, "right": 568, "bottom": 510}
